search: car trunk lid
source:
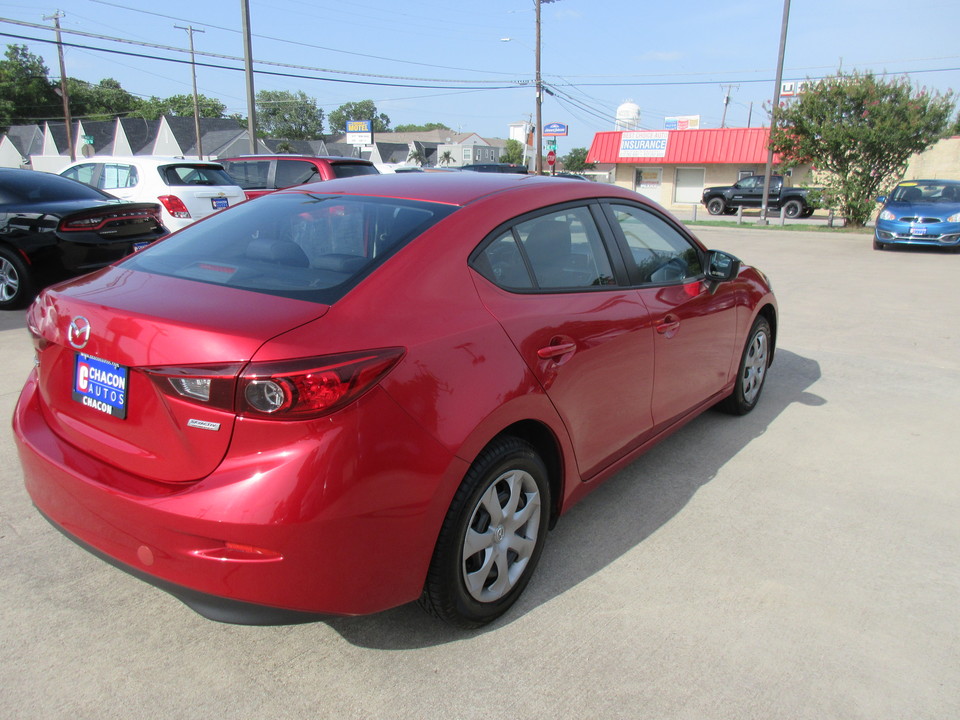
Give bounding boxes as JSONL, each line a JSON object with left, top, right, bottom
{"left": 28, "top": 267, "right": 328, "bottom": 484}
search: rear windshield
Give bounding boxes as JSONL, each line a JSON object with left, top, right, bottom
{"left": 332, "top": 163, "right": 379, "bottom": 179}
{"left": 0, "top": 171, "right": 110, "bottom": 204}
{"left": 123, "top": 191, "right": 457, "bottom": 304}
{"left": 159, "top": 164, "right": 236, "bottom": 187}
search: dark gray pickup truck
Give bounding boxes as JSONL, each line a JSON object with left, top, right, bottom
{"left": 702, "top": 175, "right": 817, "bottom": 218}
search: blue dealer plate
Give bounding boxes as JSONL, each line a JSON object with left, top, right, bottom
{"left": 211, "top": 197, "right": 229, "bottom": 209}
{"left": 72, "top": 353, "right": 128, "bottom": 419}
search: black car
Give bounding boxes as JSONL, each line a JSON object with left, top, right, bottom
{"left": 0, "top": 168, "right": 168, "bottom": 309}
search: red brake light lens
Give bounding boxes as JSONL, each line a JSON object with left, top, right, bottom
{"left": 157, "top": 195, "right": 191, "bottom": 218}
{"left": 238, "top": 348, "right": 405, "bottom": 420}
{"left": 59, "top": 209, "right": 163, "bottom": 232}
{"left": 144, "top": 349, "right": 404, "bottom": 420}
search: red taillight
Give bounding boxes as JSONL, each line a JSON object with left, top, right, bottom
{"left": 59, "top": 209, "right": 163, "bottom": 232}
{"left": 238, "top": 348, "right": 405, "bottom": 420}
{"left": 157, "top": 195, "right": 191, "bottom": 219}
{"left": 143, "top": 349, "right": 404, "bottom": 420}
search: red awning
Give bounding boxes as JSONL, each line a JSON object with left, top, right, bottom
{"left": 587, "top": 128, "right": 777, "bottom": 165}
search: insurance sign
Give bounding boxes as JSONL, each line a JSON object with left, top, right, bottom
{"left": 620, "top": 131, "right": 669, "bottom": 158}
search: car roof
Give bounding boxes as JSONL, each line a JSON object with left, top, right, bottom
{"left": 279, "top": 171, "right": 641, "bottom": 207}
{"left": 62, "top": 156, "right": 225, "bottom": 167}
{"left": 220, "top": 155, "right": 373, "bottom": 163}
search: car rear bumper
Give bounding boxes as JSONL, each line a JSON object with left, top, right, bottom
{"left": 14, "top": 370, "right": 463, "bottom": 621}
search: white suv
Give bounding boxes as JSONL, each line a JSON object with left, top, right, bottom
{"left": 60, "top": 157, "right": 246, "bottom": 232}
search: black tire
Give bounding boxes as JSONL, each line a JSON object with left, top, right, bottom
{"left": 720, "top": 316, "right": 771, "bottom": 416}
{"left": 782, "top": 200, "right": 803, "bottom": 219}
{"left": 0, "top": 246, "right": 35, "bottom": 310}
{"left": 873, "top": 238, "right": 884, "bottom": 251}
{"left": 706, "top": 197, "right": 726, "bottom": 216}
{"left": 419, "top": 436, "right": 550, "bottom": 628}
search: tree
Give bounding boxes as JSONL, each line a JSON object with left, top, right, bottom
{"left": 132, "top": 94, "right": 226, "bottom": 120}
{"left": 769, "top": 71, "right": 955, "bottom": 226}
{"left": 501, "top": 139, "right": 526, "bottom": 165}
{"left": 561, "top": 147, "right": 594, "bottom": 174}
{"left": 439, "top": 150, "right": 453, "bottom": 166}
{"left": 67, "top": 78, "right": 141, "bottom": 121}
{"left": 328, "top": 100, "right": 390, "bottom": 135}
{"left": 407, "top": 148, "right": 426, "bottom": 166}
{"left": 394, "top": 122, "right": 451, "bottom": 133}
{"left": 0, "top": 44, "right": 60, "bottom": 130}
{"left": 255, "top": 90, "right": 324, "bottom": 139}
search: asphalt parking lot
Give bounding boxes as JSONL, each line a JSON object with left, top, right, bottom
{"left": 1, "top": 224, "right": 958, "bottom": 720}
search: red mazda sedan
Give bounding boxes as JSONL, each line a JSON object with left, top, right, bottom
{"left": 14, "top": 173, "right": 777, "bottom": 628}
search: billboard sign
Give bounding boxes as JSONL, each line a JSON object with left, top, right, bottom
{"left": 542, "top": 122, "right": 568, "bottom": 136}
{"left": 619, "top": 131, "right": 668, "bottom": 158}
{"left": 346, "top": 119, "right": 373, "bottom": 145}
{"left": 664, "top": 115, "right": 700, "bottom": 130}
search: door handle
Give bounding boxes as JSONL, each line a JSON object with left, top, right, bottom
{"left": 656, "top": 315, "right": 681, "bottom": 336}
{"left": 537, "top": 342, "right": 577, "bottom": 359}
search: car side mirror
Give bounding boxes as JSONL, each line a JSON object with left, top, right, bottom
{"left": 875, "top": 195, "right": 886, "bottom": 204}
{"left": 705, "top": 250, "right": 741, "bottom": 283}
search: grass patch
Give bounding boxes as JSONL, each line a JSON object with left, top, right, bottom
{"left": 683, "top": 218, "right": 872, "bottom": 234}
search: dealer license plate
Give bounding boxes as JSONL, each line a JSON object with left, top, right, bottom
{"left": 211, "top": 197, "right": 229, "bottom": 209}
{"left": 72, "top": 353, "right": 128, "bottom": 419}
{"left": 910, "top": 227, "right": 927, "bottom": 236}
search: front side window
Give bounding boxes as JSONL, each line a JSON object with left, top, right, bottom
{"left": 608, "top": 204, "right": 702, "bottom": 284}
{"left": 473, "top": 206, "right": 616, "bottom": 291}
{"left": 123, "top": 192, "right": 455, "bottom": 304}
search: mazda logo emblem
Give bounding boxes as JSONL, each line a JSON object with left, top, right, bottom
{"left": 67, "top": 316, "right": 92, "bottom": 350}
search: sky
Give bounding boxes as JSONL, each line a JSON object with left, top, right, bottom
{"left": 1, "top": 0, "right": 958, "bottom": 155}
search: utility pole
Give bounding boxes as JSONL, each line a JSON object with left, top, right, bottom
{"left": 720, "top": 84, "right": 739, "bottom": 128}
{"left": 45, "top": 11, "right": 74, "bottom": 162}
{"left": 535, "top": 0, "right": 543, "bottom": 174}
{"left": 241, "top": 0, "right": 258, "bottom": 154}
{"left": 175, "top": 24, "right": 205, "bottom": 160}
{"left": 759, "top": 0, "right": 791, "bottom": 225}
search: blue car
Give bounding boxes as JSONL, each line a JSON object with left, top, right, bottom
{"left": 874, "top": 179, "right": 960, "bottom": 251}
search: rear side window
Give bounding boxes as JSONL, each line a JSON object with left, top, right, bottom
{"left": 473, "top": 205, "right": 615, "bottom": 291}
{"left": 101, "top": 164, "right": 138, "bottom": 190}
{"left": 221, "top": 160, "right": 269, "bottom": 189}
{"left": 124, "top": 192, "right": 456, "bottom": 304}
{"left": 331, "top": 163, "right": 379, "bottom": 179}
{"left": 275, "top": 159, "right": 320, "bottom": 188}
{"left": 160, "top": 164, "right": 236, "bottom": 187}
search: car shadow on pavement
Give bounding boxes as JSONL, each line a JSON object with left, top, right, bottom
{"left": 326, "top": 348, "right": 823, "bottom": 648}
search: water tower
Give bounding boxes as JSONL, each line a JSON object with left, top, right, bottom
{"left": 615, "top": 101, "right": 642, "bottom": 131}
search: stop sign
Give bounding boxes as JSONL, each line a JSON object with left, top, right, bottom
{"left": 546, "top": 150, "right": 556, "bottom": 166}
